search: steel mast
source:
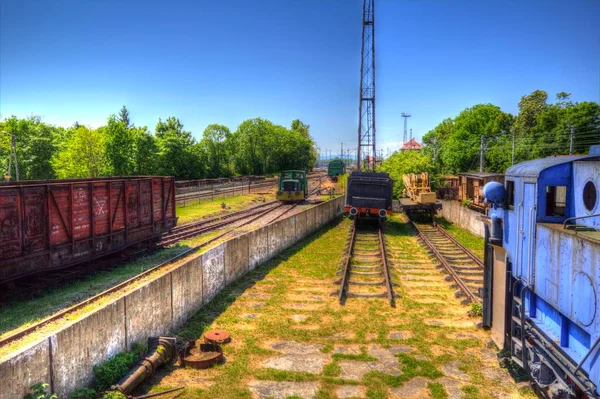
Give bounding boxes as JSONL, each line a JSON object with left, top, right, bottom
{"left": 356, "top": 0, "right": 375, "bottom": 171}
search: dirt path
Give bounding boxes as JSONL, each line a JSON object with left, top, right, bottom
{"left": 140, "top": 215, "right": 534, "bottom": 399}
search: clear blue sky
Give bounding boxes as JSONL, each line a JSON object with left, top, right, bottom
{"left": 1, "top": 0, "right": 599, "bottom": 156}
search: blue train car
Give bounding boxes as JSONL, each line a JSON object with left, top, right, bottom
{"left": 483, "top": 147, "right": 600, "bottom": 398}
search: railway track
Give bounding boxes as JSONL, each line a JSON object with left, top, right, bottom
{"left": 336, "top": 220, "right": 395, "bottom": 306}
{"left": 410, "top": 221, "right": 483, "bottom": 303}
{"left": 0, "top": 176, "right": 334, "bottom": 348}
{"left": 160, "top": 200, "right": 282, "bottom": 245}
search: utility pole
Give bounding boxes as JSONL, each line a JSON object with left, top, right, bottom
{"left": 2, "top": 131, "right": 18, "bottom": 181}
{"left": 480, "top": 135, "right": 485, "bottom": 173}
{"left": 512, "top": 131, "right": 516, "bottom": 165}
{"left": 401, "top": 113, "right": 411, "bottom": 144}
{"left": 570, "top": 126, "right": 574, "bottom": 155}
{"left": 340, "top": 142, "right": 344, "bottom": 161}
{"left": 357, "top": 0, "right": 376, "bottom": 171}
{"left": 409, "top": 128, "right": 412, "bottom": 142}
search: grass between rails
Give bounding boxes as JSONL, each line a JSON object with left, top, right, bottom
{"left": 176, "top": 194, "right": 269, "bottom": 224}
{"left": 434, "top": 216, "right": 485, "bottom": 260}
{"left": 140, "top": 214, "right": 533, "bottom": 399}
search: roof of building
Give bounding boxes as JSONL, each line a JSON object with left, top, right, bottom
{"left": 401, "top": 138, "right": 422, "bottom": 150}
{"left": 459, "top": 172, "right": 505, "bottom": 179}
{"left": 505, "top": 155, "right": 600, "bottom": 178}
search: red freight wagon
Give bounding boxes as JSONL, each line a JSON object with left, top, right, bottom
{"left": 0, "top": 176, "right": 177, "bottom": 284}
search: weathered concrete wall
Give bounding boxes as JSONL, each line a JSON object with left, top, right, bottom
{"left": 439, "top": 200, "right": 485, "bottom": 237}
{"left": 248, "top": 227, "right": 269, "bottom": 271}
{"left": 224, "top": 234, "right": 249, "bottom": 285}
{"left": 202, "top": 245, "right": 225, "bottom": 304}
{"left": 0, "top": 340, "right": 51, "bottom": 399}
{"left": 51, "top": 299, "right": 127, "bottom": 398}
{"left": 0, "top": 196, "right": 344, "bottom": 398}
{"left": 125, "top": 276, "right": 173, "bottom": 347}
{"left": 171, "top": 257, "right": 203, "bottom": 327}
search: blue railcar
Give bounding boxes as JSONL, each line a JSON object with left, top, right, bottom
{"left": 482, "top": 147, "right": 600, "bottom": 398}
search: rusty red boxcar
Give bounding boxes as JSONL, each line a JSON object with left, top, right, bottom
{"left": 0, "top": 176, "right": 177, "bottom": 284}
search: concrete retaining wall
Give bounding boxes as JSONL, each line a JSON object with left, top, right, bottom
{"left": 439, "top": 200, "right": 485, "bottom": 237}
{"left": 0, "top": 196, "right": 344, "bottom": 399}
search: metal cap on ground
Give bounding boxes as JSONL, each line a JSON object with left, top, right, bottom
{"left": 204, "top": 329, "right": 231, "bottom": 344}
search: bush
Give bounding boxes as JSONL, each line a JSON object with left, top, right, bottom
{"left": 23, "top": 383, "right": 57, "bottom": 399}
{"left": 93, "top": 342, "right": 147, "bottom": 391}
{"left": 69, "top": 388, "right": 96, "bottom": 399}
{"left": 103, "top": 392, "right": 127, "bottom": 399}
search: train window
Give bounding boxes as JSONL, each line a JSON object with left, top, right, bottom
{"left": 583, "top": 181, "right": 597, "bottom": 212}
{"left": 506, "top": 180, "right": 515, "bottom": 210}
{"left": 545, "top": 185, "right": 567, "bottom": 217}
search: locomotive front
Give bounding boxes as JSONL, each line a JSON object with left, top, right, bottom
{"left": 344, "top": 171, "right": 394, "bottom": 223}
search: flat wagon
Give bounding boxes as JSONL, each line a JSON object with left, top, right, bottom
{"left": 0, "top": 176, "right": 177, "bottom": 284}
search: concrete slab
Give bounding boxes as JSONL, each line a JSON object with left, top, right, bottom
{"left": 248, "top": 380, "right": 319, "bottom": 399}
{"left": 305, "top": 207, "right": 316, "bottom": 235}
{"left": 261, "top": 353, "right": 328, "bottom": 374}
{"left": 202, "top": 245, "right": 225, "bottom": 304}
{"left": 125, "top": 275, "right": 172, "bottom": 347}
{"left": 0, "top": 339, "right": 51, "bottom": 399}
{"left": 389, "top": 377, "right": 430, "bottom": 398}
{"left": 438, "top": 377, "right": 464, "bottom": 398}
{"left": 51, "top": 298, "right": 126, "bottom": 398}
{"left": 171, "top": 256, "right": 203, "bottom": 327}
{"left": 224, "top": 234, "right": 249, "bottom": 285}
{"left": 336, "top": 385, "right": 366, "bottom": 398}
{"left": 248, "top": 226, "right": 269, "bottom": 270}
{"left": 267, "top": 341, "right": 323, "bottom": 354}
{"left": 442, "top": 361, "right": 470, "bottom": 381}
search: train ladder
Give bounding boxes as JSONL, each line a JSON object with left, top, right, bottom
{"left": 510, "top": 286, "right": 529, "bottom": 371}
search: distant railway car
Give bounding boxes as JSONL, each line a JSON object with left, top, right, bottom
{"left": 328, "top": 159, "right": 346, "bottom": 181}
{"left": 482, "top": 147, "right": 600, "bottom": 398}
{"left": 276, "top": 170, "right": 308, "bottom": 202}
{"left": 344, "top": 171, "right": 393, "bottom": 222}
{"left": 0, "top": 176, "right": 177, "bottom": 284}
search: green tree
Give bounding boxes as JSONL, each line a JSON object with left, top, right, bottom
{"left": 119, "top": 106, "right": 132, "bottom": 128}
{"left": 291, "top": 119, "right": 310, "bottom": 139}
{"left": 131, "top": 126, "right": 158, "bottom": 175}
{"left": 52, "top": 126, "right": 107, "bottom": 178}
{"left": 379, "top": 150, "right": 439, "bottom": 198}
{"left": 155, "top": 117, "right": 197, "bottom": 179}
{"left": 105, "top": 115, "right": 134, "bottom": 175}
{"left": 201, "top": 124, "right": 231, "bottom": 177}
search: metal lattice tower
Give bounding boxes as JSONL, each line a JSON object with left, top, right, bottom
{"left": 357, "top": 0, "right": 375, "bottom": 171}
{"left": 401, "top": 113, "right": 411, "bottom": 143}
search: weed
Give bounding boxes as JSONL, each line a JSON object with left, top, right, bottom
{"left": 468, "top": 302, "right": 483, "bottom": 317}
{"left": 322, "top": 362, "right": 341, "bottom": 377}
{"left": 69, "top": 388, "right": 96, "bottom": 399}
{"left": 428, "top": 382, "right": 448, "bottom": 399}
{"left": 23, "top": 383, "right": 56, "bottom": 399}
{"left": 93, "top": 342, "right": 147, "bottom": 391}
{"left": 103, "top": 392, "right": 127, "bottom": 399}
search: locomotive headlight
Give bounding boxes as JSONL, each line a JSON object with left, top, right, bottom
{"left": 378, "top": 209, "right": 387, "bottom": 218}
{"left": 349, "top": 207, "right": 358, "bottom": 216}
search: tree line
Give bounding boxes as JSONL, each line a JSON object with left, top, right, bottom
{"left": 0, "top": 107, "right": 317, "bottom": 181}
{"left": 381, "top": 90, "right": 600, "bottom": 194}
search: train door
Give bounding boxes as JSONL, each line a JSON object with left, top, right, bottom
{"left": 518, "top": 183, "right": 535, "bottom": 281}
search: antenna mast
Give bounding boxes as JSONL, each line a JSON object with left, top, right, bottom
{"left": 357, "top": 0, "right": 375, "bottom": 171}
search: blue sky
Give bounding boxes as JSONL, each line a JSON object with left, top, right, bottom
{"left": 1, "top": 0, "right": 599, "bottom": 156}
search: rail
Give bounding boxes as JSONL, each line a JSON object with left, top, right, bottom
{"left": 410, "top": 221, "right": 480, "bottom": 303}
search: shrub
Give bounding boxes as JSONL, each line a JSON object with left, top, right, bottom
{"left": 69, "top": 388, "right": 96, "bottom": 399}
{"left": 93, "top": 342, "right": 147, "bottom": 391}
{"left": 23, "top": 383, "right": 57, "bottom": 399}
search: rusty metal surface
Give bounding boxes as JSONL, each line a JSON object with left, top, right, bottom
{"left": 0, "top": 176, "right": 177, "bottom": 285}
{"left": 112, "top": 337, "right": 177, "bottom": 395}
{"left": 204, "top": 329, "right": 231, "bottom": 345}
{"left": 180, "top": 341, "right": 223, "bottom": 369}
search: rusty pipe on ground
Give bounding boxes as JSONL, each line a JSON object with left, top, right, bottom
{"left": 111, "top": 337, "right": 177, "bottom": 395}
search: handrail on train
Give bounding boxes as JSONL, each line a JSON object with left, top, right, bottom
{"left": 562, "top": 213, "right": 600, "bottom": 230}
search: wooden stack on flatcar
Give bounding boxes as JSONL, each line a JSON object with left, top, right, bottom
{"left": 0, "top": 176, "right": 177, "bottom": 284}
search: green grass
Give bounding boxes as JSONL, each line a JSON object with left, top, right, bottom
{"left": 139, "top": 213, "right": 532, "bottom": 399}
{"left": 176, "top": 193, "right": 267, "bottom": 224}
{"left": 434, "top": 216, "right": 485, "bottom": 259}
